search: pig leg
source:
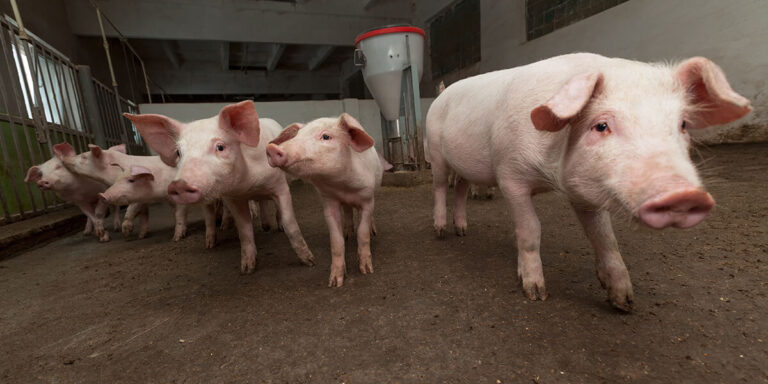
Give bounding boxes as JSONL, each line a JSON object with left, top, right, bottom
{"left": 122, "top": 203, "right": 141, "bottom": 238}
{"left": 204, "top": 203, "right": 217, "bottom": 249}
{"left": 137, "top": 204, "right": 149, "bottom": 239}
{"left": 431, "top": 154, "right": 451, "bottom": 238}
{"left": 273, "top": 187, "right": 315, "bottom": 266}
{"left": 500, "top": 182, "right": 547, "bottom": 300}
{"left": 453, "top": 177, "right": 469, "bottom": 236}
{"left": 93, "top": 199, "right": 110, "bottom": 242}
{"left": 470, "top": 184, "right": 480, "bottom": 200}
{"left": 343, "top": 204, "right": 355, "bottom": 240}
{"left": 323, "top": 199, "right": 346, "bottom": 287}
{"left": 220, "top": 203, "right": 232, "bottom": 230}
{"left": 573, "top": 207, "right": 634, "bottom": 311}
{"left": 248, "top": 200, "right": 259, "bottom": 227}
{"left": 275, "top": 201, "right": 283, "bottom": 232}
{"left": 357, "top": 202, "right": 374, "bottom": 274}
{"left": 83, "top": 217, "right": 93, "bottom": 235}
{"left": 172, "top": 204, "right": 188, "bottom": 241}
{"left": 224, "top": 198, "right": 258, "bottom": 274}
{"left": 370, "top": 217, "right": 377, "bottom": 237}
{"left": 111, "top": 205, "right": 121, "bottom": 231}
{"left": 258, "top": 200, "right": 272, "bottom": 232}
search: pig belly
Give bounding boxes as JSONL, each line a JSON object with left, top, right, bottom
{"left": 440, "top": 127, "right": 496, "bottom": 186}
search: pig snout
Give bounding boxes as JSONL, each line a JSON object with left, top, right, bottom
{"left": 167, "top": 179, "right": 201, "bottom": 204}
{"left": 638, "top": 188, "right": 714, "bottom": 229}
{"left": 266, "top": 143, "right": 287, "bottom": 168}
{"left": 36, "top": 180, "right": 51, "bottom": 190}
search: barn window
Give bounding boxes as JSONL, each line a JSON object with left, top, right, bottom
{"left": 429, "top": 0, "right": 481, "bottom": 78}
{"left": 526, "top": 0, "right": 629, "bottom": 41}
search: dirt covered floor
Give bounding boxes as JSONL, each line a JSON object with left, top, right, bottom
{"left": 1, "top": 143, "right": 767, "bottom": 383}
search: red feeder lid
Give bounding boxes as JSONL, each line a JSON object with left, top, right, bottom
{"left": 354, "top": 25, "right": 425, "bottom": 46}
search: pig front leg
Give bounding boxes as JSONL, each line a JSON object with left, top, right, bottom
{"left": 83, "top": 217, "right": 93, "bottom": 235}
{"left": 453, "top": 177, "right": 469, "bottom": 236}
{"left": 93, "top": 200, "right": 110, "bottom": 242}
{"left": 573, "top": 207, "right": 634, "bottom": 312}
{"left": 258, "top": 200, "right": 272, "bottom": 232}
{"left": 323, "top": 199, "right": 346, "bottom": 287}
{"left": 110, "top": 205, "right": 121, "bottom": 231}
{"left": 273, "top": 187, "right": 315, "bottom": 267}
{"left": 431, "top": 156, "right": 451, "bottom": 237}
{"left": 172, "top": 204, "right": 188, "bottom": 241}
{"left": 343, "top": 204, "right": 354, "bottom": 240}
{"left": 500, "top": 183, "right": 547, "bottom": 300}
{"left": 204, "top": 203, "right": 217, "bottom": 248}
{"left": 137, "top": 204, "right": 149, "bottom": 239}
{"left": 220, "top": 202, "right": 233, "bottom": 230}
{"left": 356, "top": 201, "right": 375, "bottom": 274}
{"left": 224, "top": 198, "right": 258, "bottom": 274}
{"left": 122, "top": 203, "right": 141, "bottom": 238}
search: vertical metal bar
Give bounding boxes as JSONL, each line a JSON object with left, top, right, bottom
{"left": 0, "top": 186, "right": 11, "bottom": 221}
{"left": 71, "top": 67, "right": 95, "bottom": 142}
{"left": 0, "top": 21, "right": 49, "bottom": 212}
{"left": 54, "top": 57, "right": 87, "bottom": 152}
{"left": 120, "top": 39, "right": 136, "bottom": 103}
{"left": 36, "top": 47, "right": 65, "bottom": 146}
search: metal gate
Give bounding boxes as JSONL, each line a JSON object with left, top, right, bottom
{"left": 0, "top": 17, "right": 144, "bottom": 224}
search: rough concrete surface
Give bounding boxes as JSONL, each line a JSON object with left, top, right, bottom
{"left": 0, "top": 143, "right": 766, "bottom": 383}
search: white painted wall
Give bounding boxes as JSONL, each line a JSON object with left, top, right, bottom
{"left": 139, "top": 98, "right": 435, "bottom": 153}
{"left": 420, "top": 0, "right": 768, "bottom": 143}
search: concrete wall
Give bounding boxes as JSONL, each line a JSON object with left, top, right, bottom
{"left": 418, "top": 0, "right": 768, "bottom": 143}
{"left": 138, "top": 99, "right": 435, "bottom": 153}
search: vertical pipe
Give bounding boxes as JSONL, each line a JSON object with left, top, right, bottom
{"left": 76, "top": 65, "right": 106, "bottom": 148}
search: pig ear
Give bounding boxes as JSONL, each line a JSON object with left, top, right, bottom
{"left": 123, "top": 113, "right": 182, "bottom": 166}
{"left": 130, "top": 165, "right": 155, "bottom": 182}
{"left": 108, "top": 143, "right": 126, "bottom": 153}
{"left": 339, "top": 113, "right": 374, "bottom": 152}
{"left": 676, "top": 57, "right": 752, "bottom": 127}
{"left": 24, "top": 165, "right": 41, "bottom": 183}
{"left": 270, "top": 123, "right": 304, "bottom": 145}
{"left": 531, "top": 71, "right": 604, "bottom": 132}
{"left": 88, "top": 144, "right": 103, "bottom": 158}
{"left": 219, "top": 100, "right": 261, "bottom": 147}
{"left": 52, "top": 142, "right": 75, "bottom": 160}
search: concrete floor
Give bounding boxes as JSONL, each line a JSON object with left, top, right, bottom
{"left": 1, "top": 143, "right": 767, "bottom": 383}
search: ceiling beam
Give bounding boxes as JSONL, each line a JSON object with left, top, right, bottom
{"left": 308, "top": 45, "right": 335, "bottom": 71}
{"left": 220, "top": 42, "right": 229, "bottom": 71}
{"left": 146, "top": 67, "right": 341, "bottom": 95}
{"left": 65, "top": 0, "right": 412, "bottom": 46}
{"left": 266, "top": 44, "right": 285, "bottom": 71}
{"left": 162, "top": 41, "right": 182, "bottom": 69}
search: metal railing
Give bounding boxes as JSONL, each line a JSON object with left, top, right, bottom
{"left": 0, "top": 16, "right": 145, "bottom": 225}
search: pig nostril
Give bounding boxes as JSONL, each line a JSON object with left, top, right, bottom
{"left": 185, "top": 188, "right": 197, "bottom": 194}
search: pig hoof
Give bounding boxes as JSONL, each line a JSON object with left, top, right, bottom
{"left": 359, "top": 257, "right": 374, "bottom": 275}
{"left": 220, "top": 221, "right": 230, "bottom": 231}
{"left": 328, "top": 265, "right": 346, "bottom": 287}
{"left": 607, "top": 284, "right": 634, "bottom": 312}
{"left": 121, "top": 221, "right": 133, "bottom": 238}
{"left": 99, "top": 232, "right": 110, "bottom": 243}
{"left": 434, "top": 225, "right": 447, "bottom": 238}
{"left": 522, "top": 280, "right": 548, "bottom": 301}
{"left": 240, "top": 261, "right": 257, "bottom": 274}
{"left": 300, "top": 254, "right": 316, "bottom": 267}
{"left": 205, "top": 234, "right": 216, "bottom": 249}
{"left": 455, "top": 225, "right": 467, "bottom": 236}
{"left": 278, "top": 224, "right": 285, "bottom": 232}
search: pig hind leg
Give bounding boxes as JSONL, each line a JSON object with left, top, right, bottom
{"left": 93, "top": 200, "right": 110, "bottom": 242}
{"left": 430, "top": 151, "right": 451, "bottom": 238}
{"left": 499, "top": 181, "right": 547, "bottom": 300}
{"left": 137, "top": 204, "right": 149, "bottom": 239}
{"left": 573, "top": 206, "right": 634, "bottom": 312}
{"left": 356, "top": 201, "right": 375, "bottom": 274}
{"left": 453, "top": 177, "right": 469, "bottom": 236}
{"left": 224, "top": 198, "right": 258, "bottom": 274}
{"left": 220, "top": 202, "right": 233, "bottom": 230}
{"left": 204, "top": 203, "right": 217, "bottom": 249}
{"left": 110, "top": 205, "right": 121, "bottom": 231}
{"left": 172, "top": 204, "right": 188, "bottom": 241}
{"left": 258, "top": 200, "right": 272, "bottom": 232}
{"left": 323, "top": 198, "right": 346, "bottom": 287}
{"left": 83, "top": 217, "right": 93, "bottom": 235}
{"left": 343, "top": 204, "right": 355, "bottom": 240}
{"left": 273, "top": 186, "right": 315, "bottom": 267}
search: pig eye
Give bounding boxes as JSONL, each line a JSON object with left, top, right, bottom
{"left": 681, "top": 120, "right": 688, "bottom": 132}
{"left": 128, "top": 178, "right": 135, "bottom": 183}
{"left": 175, "top": 149, "right": 181, "bottom": 158}
{"left": 593, "top": 122, "right": 610, "bottom": 133}
{"left": 216, "top": 144, "right": 225, "bottom": 152}
{"left": 321, "top": 134, "right": 331, "bottom": 141}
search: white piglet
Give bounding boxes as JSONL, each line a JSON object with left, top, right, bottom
{"left": 125, "top": 101, "right": 316, "bottom": 274}
{"left": 426, "top": 53, "right": 751, "bottom": 310}
{"left": 266, "top": 114, "right": 382, "bottom": 287}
